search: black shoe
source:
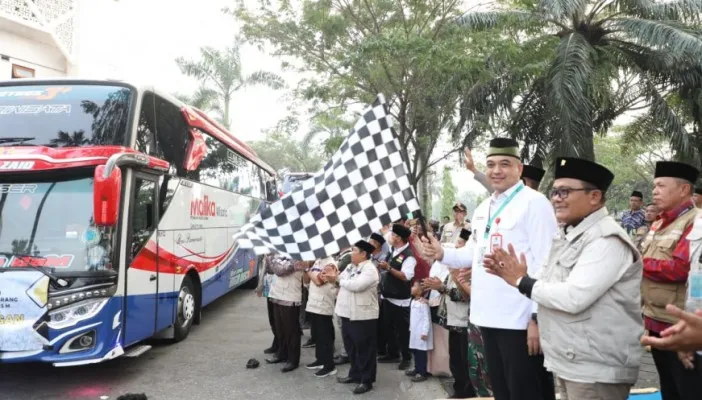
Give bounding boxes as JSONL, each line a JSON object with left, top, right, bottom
{"left": 302, "top": 338, "right": 316, "bottom": 348}
{"left": 305, "top": 360, "right": 324, "bottom": 370}
{"left": 404, "top": 369, "right": 416, "bottom": 377}
{"left": 314, "top": 367, "right": 338, "bottom": 378}
{"left": 377, "top": 355, "right": 400, "bottom": 363}
{"left": 281, "top": 363, "right": 298, "bottom": 373}
{"left": 263, "top": 346, "right": 278, "bottom": 355}
{"left": 265, "top": 357, "right": 286, "bottom": 364}
{"left": 410, "top": 374, "right": 428, "bottom": 382}
{"left": 353, "top": 383, "right": 372, "bottom": 394}
{"left": 337, "top": 376, "right": 357, "bottom": 384}
{"left": 334, "top": 355, "right": 349, "bottom": 365}
{"left": 398, "top": 359, "right": 411, "bottom": 370}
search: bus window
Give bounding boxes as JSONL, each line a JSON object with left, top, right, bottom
{"left": 135, "top": 92, "right": 158, "bottom": 157}
{"left": 153, "top": 96, "right": 188, "bottom": 176}
{"left": 130, "top": 178, "right": 156, "bottom": 259}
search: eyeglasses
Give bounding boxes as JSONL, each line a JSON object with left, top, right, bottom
{"left": 549, "top": 187, "right": 592, "bottom": 199}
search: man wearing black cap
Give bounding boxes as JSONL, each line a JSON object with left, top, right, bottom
{"left": 440, "top": 202, "right": 472, "bottom": 245}
{"left": 693, "top": 187, "right": 702, "bottom": 208}
{"left": 462, "top": 147, "right": 545, "bottom": 192}
{"left": 483, "top": 157, "right": 644, "bottom": 400}
{"left": 621, "top": 190, "right": 646, "bottom": 235}
{"left": 325, "top": 240, "right": 380, "bottom": 394}
{"left": 521, "top": 165, "right": 545, "bottom": 190}
{"left": 423, "top": 138, "right": 558, "bottom": 400}
{"left": 640, "top": 161, "right": 702, "bottom": 400}
{"left": 378, "top": 223, "right": 417, "bottom": 370}
{"left": 369, "top": 232, "right": 389, "bottom": 357}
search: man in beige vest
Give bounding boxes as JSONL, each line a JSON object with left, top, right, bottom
{"left": 440, "top": 202, "right": 471, "bottom": 245}
{"left": 483, "top": 157, "right": 644, "bottom": 400}
{"left": 325, "top": 240, "right": 380, "bottom": 395}
{"left": 266, "top": 253, "right": 306, "bottom": 372}
{"left": 640, "top": 161, "right": 702, "bottom": 400}
{"left": 303, "top": 256, "right": 339, "bottom": 378}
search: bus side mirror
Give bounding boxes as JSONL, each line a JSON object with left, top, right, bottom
{"left": 94, "top": 165, "right": 122, "bottom": 227}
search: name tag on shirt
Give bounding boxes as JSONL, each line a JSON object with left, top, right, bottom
{"left": 477, "top": 245, "right": 487, "bottom": 267}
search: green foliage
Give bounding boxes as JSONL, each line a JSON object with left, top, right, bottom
{"left": 248, "top": 117, "right": 324, "bottom": 173}
{"left": 593, "top": 134, "right": 666, "bottom": 212}
{"left": 439, "top": 167, "right": 457, "bottom": 221}
{"left": 231, "top": 0, "right": 507, "bottom": 198}
{"left": 457, "top": 0, "right": 702, "bottom": 164}
{"left": 176, "top": 41, "right": 284, "bottom": 129}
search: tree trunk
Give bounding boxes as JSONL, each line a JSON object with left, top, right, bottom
{"left": 223, "top": 94, "right": 231, "bottom": 130}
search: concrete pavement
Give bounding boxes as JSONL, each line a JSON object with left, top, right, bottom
{"left": 0, "top": 288, "right": 448, "bottom": 400}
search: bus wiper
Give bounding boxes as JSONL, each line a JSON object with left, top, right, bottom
{"left": 0, "top": 137, "right": 36, "bottom": 145}
{"left": 0, "top": 252, "right": 68, "bottom": 287}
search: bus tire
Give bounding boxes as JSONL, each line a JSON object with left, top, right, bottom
{"left": 173, "top": 275, "right": 197, "bottom": 342}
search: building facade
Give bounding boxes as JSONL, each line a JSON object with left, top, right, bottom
{"left": 0, "top": 0, "right": 78, "bottom": 79}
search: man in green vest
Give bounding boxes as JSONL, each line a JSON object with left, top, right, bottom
{"left": 640, "top": 161, "right": 702, "bottom": 400}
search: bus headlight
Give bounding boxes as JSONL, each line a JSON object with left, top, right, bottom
{"left": 48, "top": 298, "right": 108, "bottom": 330}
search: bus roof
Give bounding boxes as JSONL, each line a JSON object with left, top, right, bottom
{"left": 0, "top": 77, "right": 277, "bottom": 177}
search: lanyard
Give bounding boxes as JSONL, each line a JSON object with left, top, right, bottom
{"left": 484, "top": 183, "right": 524, "bottom": 239}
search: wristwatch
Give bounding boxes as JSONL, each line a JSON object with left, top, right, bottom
{"left": 531, "top": 313, "right": 538, "bottom": 324}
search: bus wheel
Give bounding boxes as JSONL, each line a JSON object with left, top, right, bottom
{"left": 174, "top": 276, "right": 196, "bottom": 342}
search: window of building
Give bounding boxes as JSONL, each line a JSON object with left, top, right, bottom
{"left": 11, "top": 64, "right": 35, "bottom": 79}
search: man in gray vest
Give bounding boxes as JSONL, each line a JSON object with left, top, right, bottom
{"left": 484, "top": 157, "right": 644, "bottom": 400}
{"left": 377, "top": 223, "right": 417, "bottom": 370}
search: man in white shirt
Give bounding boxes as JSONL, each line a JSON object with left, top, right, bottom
{"left": 423, "top": 137, "right": 558, "bottom": 400}
{"left": 484, "top": 157, "right": 644, "bottom": 400}
{"left": 378, "top": 223, "right": 418, "bottom": 370}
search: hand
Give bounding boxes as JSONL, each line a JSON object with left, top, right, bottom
{"left": 527, "top": 320, "right": 541, "bottom": 355}
{"left": 294, "top": 261, "right": 308, "bottom": 271}
{"left": 421, "top": 277, "right": 443, "bottom": 291}
{"left": 256, "top": 288, "right": 263, "bottom": 298}
{"left": 421, "top": 334, "right": 429, "bottom": 341}
{"left": 641, "top": 305, "right": 702, "bottom": 352}
{"left": 483, "top": 244, "right": 528, "bottom": 287}
{"left": 463, "top": 147, "right": 476, "bottom": 173}
{"left": 378, "top": 261, "right": 390, "bottom": 270}
{"left": 458, "top": 268, "right": 472, "bottom": 284}
{"left": 420, "top": 235, "right": 444, "bottom": 262}
{"left": 678, "top": 351, "right": 695, "bottom": 369}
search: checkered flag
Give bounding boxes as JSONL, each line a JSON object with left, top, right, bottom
{"left": 233, "top": 94, "right": 420, "bottom": 260}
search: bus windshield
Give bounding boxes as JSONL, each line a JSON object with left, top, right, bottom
{"left": 0, "top": 84, "right": 132, "bottom": 147}
{"left": 0, "top": 177, "right": 115, "bottom": 274}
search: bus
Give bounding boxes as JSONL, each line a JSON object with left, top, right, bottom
{"left": 0, "top": 79, "right": 278, "bottom": 366}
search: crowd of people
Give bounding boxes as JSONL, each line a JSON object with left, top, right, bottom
{"left": 255, "top": 137, "right": 702, "bottom": 400}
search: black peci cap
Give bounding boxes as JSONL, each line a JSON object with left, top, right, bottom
{"left": 521, "top": 165, "right": 546, "bottom": 184}
{"left": 369, "top": 232, "right": 386, "bottom": 245}
{"left": 554, "top": 157, "right": 615, "bottom": 191}
{"left": 487, "top": 137, "right": 520, "bottom": 159}
{"left": 654, "top": 161, "right": 700, "bottom": 184}
{"left": 631, "top": 191, "right": 643, "bottom": 199}
{"left": 392, "top": 223, "right": 412, "bottom": 240}
{"left": 354, "top": 240, "right": 375, "bottom": 255}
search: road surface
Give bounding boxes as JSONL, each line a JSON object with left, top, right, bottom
{"left": 0, "top": 288, "right": 448, "bottom": 400}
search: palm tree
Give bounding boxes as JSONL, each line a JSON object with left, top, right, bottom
{"left": 175, "top": 40, "right": 285, "bottom": 129}
{"left": 174, "top": 87, "right": 223, "bottom": 123}
{"left": 50, "top": 130, "right": 89, "bottom": 147}
{"left": 301, "top": 110, "right": 353, "bottom": 157}
{"left": 457, "top": 0, "right": 702, "bottom": 163}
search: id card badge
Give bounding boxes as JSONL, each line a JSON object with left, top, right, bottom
{"left": 490, "top": 233, "right": 503, "bottom": 251}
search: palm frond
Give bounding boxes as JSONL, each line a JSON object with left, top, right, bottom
{"left": 537, "top": 0, "right": 589, "bottom": 21}
{"left": 545, "top": 32, "right": 596, "bottom": 159}
{"left": 644, "top": 83, "right": 698, "bottom": 164}
{"left": 245, "top": 71, "right": 285, "bottom": 90}
{"left": 613, "top": 0, "right": 702, "bottom": 23}
{"left": 456, "top": 11, "right": 539, "bottom": 31}
{"left": 175, "top": 57, "right": 212, "bottom": 82}
{"left": 607, "top": 18, "right": 702, "bottom": 61}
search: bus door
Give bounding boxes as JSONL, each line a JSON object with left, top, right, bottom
{"left": 124, "top": 173, "right": 161, "bottom": 345}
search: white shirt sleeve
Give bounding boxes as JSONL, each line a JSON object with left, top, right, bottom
{"left": 440, "top": 242, "right": 475, "bottom": 269}
{"left": 526, "top": 195, "right": 558, "bottom": 313}
{"left": 401, "top": 256, "right": 417, "bottom": 281}
{"left": 340, "top": 263, "right": 379, "bottom": 292}
{"left": 532, "top": 237, "right": 634, "bottom": 314}
{"left": 473, "top": 170, "right": 494, "bottom": 194}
